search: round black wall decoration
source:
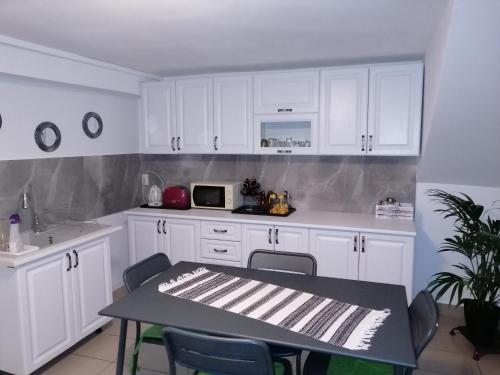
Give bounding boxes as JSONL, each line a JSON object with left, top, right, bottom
{"left": 0, "top": 113, "right": 2, "bottom": 129}
{"left": 82, "top": 112, "right": 103, "bottom": 139}
{"left": 35, "top": 122, "right": 61, "bottom": 152}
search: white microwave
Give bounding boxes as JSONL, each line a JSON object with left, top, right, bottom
{"left": 190, "top": 181, "right": 243, "bottom": 210}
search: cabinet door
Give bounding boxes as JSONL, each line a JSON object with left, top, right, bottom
{"left": 310, "top": 230, "right": 358, "bottom": 279}
{"left": 319, "top": 68, "right": 368, "bottom": 155}
{"left": 176, "top": 78, "right": 214, "bottom": 153}
{"left": 165, "top": 219, "right": 200, "bottom": 264}
{"left": 214, "top": 75, "right": 253, "bottom": 154}
{"left": 242, "top": 224, "right": 274, "bottom": 266}
{"left": 72, "top": 239, "right": 113, "bottom": 339}
{"left": 274, "top": 226, "right": 309, "bottom": 253}
{"left": 128, "top": 216, "right": 162, "bottom": 264}
{"left": 19, "top": 253, "right": 74, "bottom": 371}
{"left": 254, "top": 71, "right": 319, "bottom": 113}
{"left": 367, "top": 63, "right": 423, "bottom": 155}
{"left": 141, "top": 81, "right": 177, "bottom": 153}
{"left": 358, "top": 233, "right": 414, "bottom": 300}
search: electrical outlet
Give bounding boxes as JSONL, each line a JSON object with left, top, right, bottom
{"left": 141, "top": 173, "right": 149, "bottom": 186}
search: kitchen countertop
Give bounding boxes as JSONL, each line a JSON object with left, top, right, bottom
{"left": 0, "top": 223, "right": 122, "bottom": 268}
{"left": 127, "top": 207, "right": 416, "bottom": 236}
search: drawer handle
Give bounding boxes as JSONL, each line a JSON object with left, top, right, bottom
{"left": 277, "top": 108, "right": 293, "bottom": 112}
{"left": 368, "top": 135, "right": 373, "bottom": 152}
{"left": 213, "top": 229, "right": 228, "bottom": 233}
{"left": 277, "top": 149, "right": 292, "bottom": 154}
{"left": 354, "top": 235, "right": 358, "bottom": 252}
{"left": 66, "top": 253, "right": 72, "bottom": 271}
{"left": 361, "top": 135, "right": 366, "bottom": 152}
{"left": 157, "top": 220, "right": 161, "bottom": 234}
{"left": 268, "top": 228, "right": 272, "bottom": 244}
{"left": 361, "top": 236, "right": 366, "bottom": 253}
{"left": 275, "top": 228, "right": 279, "bottom": 245}
{"left": 177, "top": 137, "right": 181, "bottom": 151}
{"left": 213, "top": 248, "right": 228, "bottom": 253}
{"left": 171, "top": 137, "right": 176, "bottom": 151}
{"left": 73, "top": 250, "right": 79, "bottom": 268}
{"left": 163, "top": 220, "right": 167, "bottom": 235}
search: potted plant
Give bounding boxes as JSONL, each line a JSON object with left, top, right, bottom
{"left": 427, "top": 189, "right": 500, "bottom": 345}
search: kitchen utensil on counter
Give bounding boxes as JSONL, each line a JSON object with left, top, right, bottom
{"left": 163, "top": 186, "right": 191, "bottom": 210}
{"left": 147, "top": 185, "right": 163, "bottom": 207}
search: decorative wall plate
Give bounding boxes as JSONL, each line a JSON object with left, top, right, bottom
{"left": 82, "top": 112, "right": 103, "bottom": 139}
{"left": 35, "top": 122, "right": 61, "bottom": 152}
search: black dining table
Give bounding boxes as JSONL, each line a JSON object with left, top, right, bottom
{"left": 99, "top": 261, "right": 416, "bottom": 375}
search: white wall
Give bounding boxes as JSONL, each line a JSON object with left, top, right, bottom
{"left": 0, "top": 76, "right": 140, "bottom": 160}
{"left": 414, "top": 182, "right": 500, "bottom": 303}
{"left": 96, "top": 211, "right": 130, "bottom": 290}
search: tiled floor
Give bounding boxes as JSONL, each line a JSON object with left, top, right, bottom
{"left": 32, "top": 289, "right": 499, "bottom": 375}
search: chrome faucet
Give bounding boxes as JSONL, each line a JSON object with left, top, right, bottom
{"left": 20, "top": 187, "right": 46, "bottom": 233}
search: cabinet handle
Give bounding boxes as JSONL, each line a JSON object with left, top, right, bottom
{"left": 214, "top": 136, "right": 218, "bottom": 151}
{"left": 275, "top": 228, "right": 279, "bottom": 245}
{"left": 361, "top": 135, "right": 366, "bottom": 152}
{"left": 213, "top": 228, "right": 227, "bottom": 233}
{"left": 361, "top": 236, "right": 366, "bottom": 253}
{"left": 354, "top": 235, "right": 358, "bottom": 252}
{"left": 268, "top": 228, "right": 272, "bottom": 244}
{"left": 73, "top": 250, "right": 79, "bottom": 268}
{"left": 213, "top": 248, "right": 228, "bottom": 253}
{"left": 66, "top": 253, "right": 72, "bottom": 271}
{"left": 171, "top": 137, "right": 176, "bottom": 151}
{"left": 177, "top": 137, "right": 181, "bottom": 151}
{"left": 368, "top": 135, "right": 373, "bottom": 152}
{"left": 157, "top": 220, "right": 161, "bottom": 234}
{"left": 277, "top": 108, "right": 293, "bottom": 113}
{"left": 277, "top": 149, "right": 292, "bottom": 154}
{"left": 163, "top": 220, "right": 167, "bottom": 234}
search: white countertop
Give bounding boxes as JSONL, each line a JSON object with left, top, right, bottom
{"left": 127, "top": 207, "right": 416, "bottom": 236}
{"left": 0, "top": 223, "right": 122, "bottom": 268}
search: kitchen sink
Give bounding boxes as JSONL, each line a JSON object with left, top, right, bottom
{"left": 21, "top": 222, "right": 105, "bottom": 249}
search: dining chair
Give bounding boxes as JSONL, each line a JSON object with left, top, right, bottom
{"left": 123, "top": 253, "right": 172, "bottom": 375}
{"left": 302, "top": 290, "right": 439, "bottom": 375}
{"left": 161, "top": 327, "right": 292, "bottom": 375}
{"left": 247, "top": 249, "right": 318, "bottom": 375}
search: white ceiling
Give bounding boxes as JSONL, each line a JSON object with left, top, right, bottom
{"left": 0, "top": 0, "right": 448, "bottom": 76}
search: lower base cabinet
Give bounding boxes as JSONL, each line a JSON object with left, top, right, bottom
{"left": 0, "top": 237, "right": 112, "bottom": 375}
{"left": 310, "top": 229, "right": 414, "bottom": 302}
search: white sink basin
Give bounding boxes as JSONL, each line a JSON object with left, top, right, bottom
{"left": 21, "top": 223, "right": 105, "bottom": 249}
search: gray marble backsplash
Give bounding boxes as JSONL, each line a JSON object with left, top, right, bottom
{"left": 0, "top": 154, "right": 142, "bottom": 230}
{"left": 142, "top": 155, "right": 417, "bottom": 213}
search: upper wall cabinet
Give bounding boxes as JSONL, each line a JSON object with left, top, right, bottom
{"left": 319, "top": 68, "right": 369, "bottom": 155}
{"left": 367, "top": 63, "right": 423, "bottom": 156}
{"left": 213, "top": 75, "right": 253, "bottom": 153}
{"left": 176, "top": 78, "right": 214, "bottom": 153}
{"left": 141, "top": 81, "right": 177, "bottom": 153}
{"left": 254, "top": 71, "right": 319, "bottom": 114}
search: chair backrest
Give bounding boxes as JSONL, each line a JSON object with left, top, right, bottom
{"left": 123, "top": 253, "right": 172, "bottom": 292}
{"left": 408, "top": 290, "right": 439, "bottom": 357}
{"left": 247, "top": 249, "right": 317, "bottom": 276}
{"left": 162, "top": 327, "right": 276, "bottom": 375}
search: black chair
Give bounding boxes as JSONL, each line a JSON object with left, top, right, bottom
{"left": 123, "top": 253, "right": 172, "bottom": 375}
{"left": 247, "top": 249, "right": 318, "bottom": 375}
{"left": 303, "top": 290, "right": 439, "bottom": 375}
{"left": 162, "top": 327, "right": 292, "bottom": 375}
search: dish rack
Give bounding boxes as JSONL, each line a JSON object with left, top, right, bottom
{"left": 375, "top": 202, "right": 414, "bottom": 221}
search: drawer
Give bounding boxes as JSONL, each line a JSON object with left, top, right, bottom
{"left": 201, "top": 239, "right": 241, "bottom": 262}
{"left": 201, "top": 221, "right": 242, "bottom": 241}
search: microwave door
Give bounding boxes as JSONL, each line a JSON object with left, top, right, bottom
{"left": 193, "top": 186, "right": 225, "bottom": 208}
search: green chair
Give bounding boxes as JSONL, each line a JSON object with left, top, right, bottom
{"left": 123, "top": 253, "right": 172, "bottom": 375}
{"left": 162, "top": 326, "right": 292, "bottom": 375}
{"left": 303, "top": 290, "right": 439, "bottom": 375}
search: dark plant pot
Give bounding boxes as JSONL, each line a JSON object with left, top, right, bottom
{"left": 463, "top": 299, "right": 500, "bottom": 345}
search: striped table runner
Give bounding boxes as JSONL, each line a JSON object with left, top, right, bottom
{"left": 158, "top": 267, "right": 390, "bottom": 350}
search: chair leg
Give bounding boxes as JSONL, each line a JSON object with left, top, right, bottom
{"left": 131, "top": 321, "right": 141, "bottom": 375}
{"left": 296, "top": 353, "right": 302, "bottom": 375}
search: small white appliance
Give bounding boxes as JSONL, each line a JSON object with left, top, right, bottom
{"left": 190, "top": 181, "right": 243, "bottom": 210}
{"left": 148, "top": 185, "right": 163, "bottom": 207}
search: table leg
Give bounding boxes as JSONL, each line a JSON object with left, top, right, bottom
{"left": 116, "top": 319, "right": 128, "bottom": 375}
{"left": 393, "top": 365, "right": 407, "bottom": 375}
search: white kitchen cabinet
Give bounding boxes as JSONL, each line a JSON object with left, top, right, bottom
{"left": 214, "top": 75, "right": 253, "bottom": 153}
{"left": 176, "top": 77, "right": 214, "bottom": 153}
{"left": 358, "top": 233, "right": 414, "bottom": 295}
{"left": 128, "top": 215, "right": 199, "bottom": 264}
{"left": 18, "top": 252, "right": 75, "bottom": 372}
{"left": 242, "top": 224, "right": 309, "bottom": 266}
{"left": 141, "top": 80, "right": 177, "bottom": 153}
{"left": 254, "top": 70, "right": 320, "bottom": 114}
{"left": 319, "top": 68, "right": 369, "bottom": 155}
{"left": 367, "top": 63, "right": 423, "bottom": 155}
{"left": 164, "top": 219, "right": 200, "bottom": 264}
{"left": 72, "top": 240, "right": 113, "bottom": 339}
{"left": 310, "top": 229, "right": 358, "bottom": 280}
